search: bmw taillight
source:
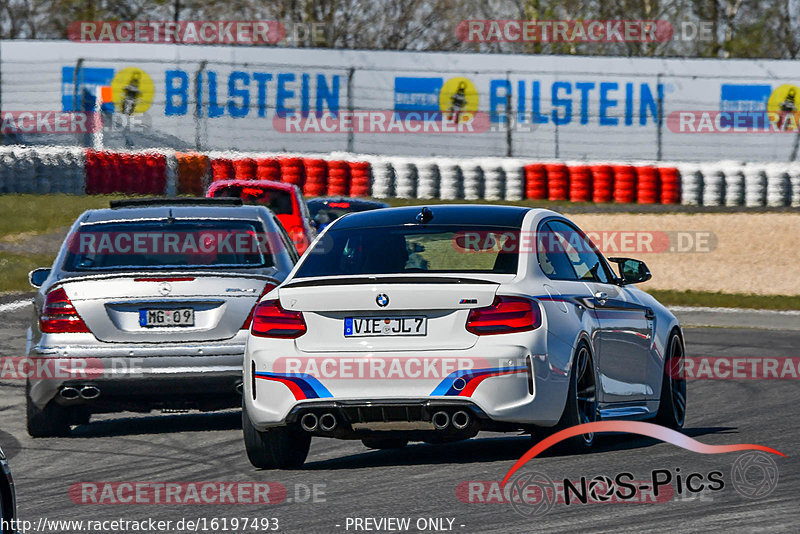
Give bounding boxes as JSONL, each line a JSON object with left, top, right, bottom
{"left": 465, "top": 296, "right": 541, "bottom": 335}
{"left": 251, "top": 299, "right": 306, "bottom": 338}
{"left": 241, "top": 282, "right": 278, "bottom": 330}
{"left": 39, "top": 287, "right": 90, "bottom": 334}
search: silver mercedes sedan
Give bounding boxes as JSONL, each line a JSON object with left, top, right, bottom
{"left": 25, "top": 198, "right": 298, "bottom": 437}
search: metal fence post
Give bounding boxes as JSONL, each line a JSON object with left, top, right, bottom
{"left": 506, "top": 71, "right": 512, "bottom": 157}
{"left": 346, "top": 67, "right": 355, "bottom": 152}
{"left": 71, "top": 58, "right": 85, "bottom": 146}
{"left": 72, "top": 58, "right": 84, "bottom": 112}
{"left": 657, "top": 72, "right": 663, "bottom": 161}
{"left": 194, "top": 61, "right": 207, "bottom": 151}
{"left": 92, "top": 86, "right": 104, "bottom": 150}
{"left": 554, "top": 120, "right": 559, "bottom": 160}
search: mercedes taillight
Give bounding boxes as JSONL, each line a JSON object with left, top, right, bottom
{"left": 39, "top": 287, "right": 90, "bottom": 334}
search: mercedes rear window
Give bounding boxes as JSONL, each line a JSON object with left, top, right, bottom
{"left": 296, "top": 225, "right": 520, "bottom": 277}
{"left": 62, "top": 219, "right": 274, "bottom": 271}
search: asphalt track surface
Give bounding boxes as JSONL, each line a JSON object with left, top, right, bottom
{"left": 0, "top": 301, "right": 796, "bottom": 533}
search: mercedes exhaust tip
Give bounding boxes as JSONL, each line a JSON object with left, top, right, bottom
{"left": 432, "top": 411, "right": 450, "bottom": 430}
{"left": 79, "top": 385, "right": 101, "bottom": 400}
{"left": 452, "top": 410, "right": 470, "bottom": 430}
{"left": 300, "top": 413, "right": 319, "bottom": 432}
{"left": 59, "top": 386, "right": 80, "bottom": 400}
{"left": 319, "top": 413, "right": 337, "bottom": 432}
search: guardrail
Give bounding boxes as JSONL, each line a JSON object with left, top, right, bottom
{"left": 1, "top": 146, "right": 799, "bottom": 207}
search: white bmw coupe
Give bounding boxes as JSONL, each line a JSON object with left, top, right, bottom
{"left": 242, "top": 205, "right": 686, "bottom": 468}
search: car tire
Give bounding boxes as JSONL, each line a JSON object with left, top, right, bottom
{"left": 655, "top": 332, "right": 687, "bottom": 429}
{"left": 361, "top": 438, "right": 408, "bottom": 450}
{"left": 26, "top": 382, "right": 71, "bottom": 438}
{"left": 546, "top": 342, "right": 597, "bottom": 453}
{"left": 242, "top": 400, "right": 310, "bottom": 469}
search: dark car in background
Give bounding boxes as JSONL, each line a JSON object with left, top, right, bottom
{"left": 306, "top": 197, "right": 389, "bottom": 230}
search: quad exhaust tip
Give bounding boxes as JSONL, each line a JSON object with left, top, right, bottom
{"left": 300, "top": 413, "right": 319, "bottom": 432}
{"left": 452, "top": 410, "right": 470, "bottom": 430}
{"left": 319, "top": 413, "right": 337, "bottom": 432}
{"left": 432, "top": 411, "right": 450, "bottom": 430}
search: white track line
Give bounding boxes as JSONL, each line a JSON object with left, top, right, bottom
{"left": 669, "top": 305, "right": 800, "bottom": 316}
{"left": 0, "top": 299, "right": 32, "bottom": 314}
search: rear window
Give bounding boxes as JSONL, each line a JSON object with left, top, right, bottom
{"left": 296, "top": 225, "right": 519, "bottom": 277}
{"left": 62, "top": 220, "right": 274, "bottom": 271}
{"left": 211, "top": 185, "right": 294, "bottom": 215}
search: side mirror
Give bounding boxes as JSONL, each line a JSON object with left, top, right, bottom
{"left": 608, "top": 257, "right": 651, "bottom": 285}
{"left": 29, "top": 267, "right": 51, "bottom": 288}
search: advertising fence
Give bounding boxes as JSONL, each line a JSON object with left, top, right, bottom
{"left": 3, "top": 41, "right": 800, "bottom": 162}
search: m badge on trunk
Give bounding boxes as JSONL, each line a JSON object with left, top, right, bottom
{"left": 376, "top": 294, "right": 389, "bottom": 307}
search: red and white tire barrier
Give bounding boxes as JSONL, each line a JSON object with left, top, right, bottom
{"left": 1, "top": 146, "right": 800, "bottom": 208}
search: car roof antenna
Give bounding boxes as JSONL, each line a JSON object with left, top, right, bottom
{"left": 416, "top": 206, "right": 433, "bottom": 224}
